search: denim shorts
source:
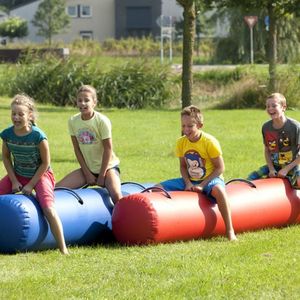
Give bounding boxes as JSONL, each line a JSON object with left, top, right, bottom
{"left": 92, "top": 165, "right": 121, "bottom": 177}
{"left": 160, "top": 177, "right": 225, "bottom": 203}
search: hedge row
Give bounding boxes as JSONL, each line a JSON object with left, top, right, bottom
{"left": 4, "top": 57, "right": 171, "bottom": 109}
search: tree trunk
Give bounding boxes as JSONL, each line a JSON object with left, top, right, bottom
{"left": 181, "top": 1, "right": 196, "bottom": 108}
{"left": 267, "top": 3, "right": 277, "bottom": 92}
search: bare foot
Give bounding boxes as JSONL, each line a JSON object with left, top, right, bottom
{"left": 227, "top": 231, "right": 238, "bottom": 241}
{"left": 60, "top": 248, "right": 70, "bottom": 255}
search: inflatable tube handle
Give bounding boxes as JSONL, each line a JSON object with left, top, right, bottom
{"left": 54, "top": 187, "right": 84, "bottom": 204}
{"left": 225, "top": 178, "right": 256, "bottom": 188}
{"left": 141, "top": 187, "right": 172, "bottom": 199}
{"left": 121, "top": 181, "right": 147, "bottom": 189}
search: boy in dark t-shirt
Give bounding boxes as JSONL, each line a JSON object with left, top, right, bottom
{"left": 247, "top": 93, "right": 300, "bottom": 187}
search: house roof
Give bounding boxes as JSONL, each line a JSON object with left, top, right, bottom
{"left": 0, "top": 0, "right": 39, "bottom": 10}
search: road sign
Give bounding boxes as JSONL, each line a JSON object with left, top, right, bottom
{"left": 244, "top": 16, "right": 258, "bottom": 28}
{"left": 156, "top": 15, "right": 173, "bottom": 28}
{"left": 244, "top": 16, "right": 258, "bottom": 64}
{"left": 161, "top": 27, "right": 172, "bottom": 38}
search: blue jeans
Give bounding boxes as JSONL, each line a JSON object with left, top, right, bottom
{"left": 247, "top": 164, "right": 300, "bottom": 186}
{"left": 160, "top": 177, "right": 225, "bottom": 203}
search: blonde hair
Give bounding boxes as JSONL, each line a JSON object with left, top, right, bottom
{"left": 267, "top": 93, "right": 287, "bottom": 107}
{"left": 77, "top": 85, "right": 97, "bottom": 103}
{"left": 181, "top": 105, "right": 204, "bottom": 125}
{"left": 11, "top": 94, "right": 37, "bottom": 125}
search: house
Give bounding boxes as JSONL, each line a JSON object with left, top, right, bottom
{"left": 10, "top": 0, "right": 115, "bottom": 43}
{"left": 3, "top": 0, "right": 183, "bottom": 43}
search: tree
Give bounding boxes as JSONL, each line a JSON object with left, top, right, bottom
{"left": 0, "top": 16, "right": 28, "bottom": 41}
{"left": 206, "top": 0, "right": 300, "bottom": 92}
{"left": 176, "top": 0, "right": 196, "bottom": 108}
{"left": 31, "top": 0, "right": 70, "bottom": 46}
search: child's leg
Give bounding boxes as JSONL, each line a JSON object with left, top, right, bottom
{"left": 56, "top": 168, "right": 87, "bottom": 188}
{"left": 293, "top": 172, "right": 300, "bottom": 188}
{"left": 105, "top": 168, "right": 122, "bottom": 204}
{"left": 35, "top": 171, "right": 69, "bottom": 254}
{"left": 247, "top": 165, "right": 269, "bottom": 180}
{"left": 156, "top": 178, "right": 186, "bottom": 191}
{"left": 297, "top": 176, "right": 300, "bottom": 188}
{"left": 42, "top": 206, "right": 69, "bottom": 255}
{"left": 211, "top": 184, "right": 237, "bottom": 241}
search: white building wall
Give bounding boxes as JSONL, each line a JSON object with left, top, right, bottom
{"left": 11, "top": 0, "right": 43, "bottom": 43}
{"left": 56, "top": 0, "right": 115, "bottom": 43}
{"left": 11, "top": 0, "right": 115, "bottom": 43}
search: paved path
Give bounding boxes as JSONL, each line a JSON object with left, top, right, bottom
{"left": 171, "top": 64, "right": 237, "bottom": 72}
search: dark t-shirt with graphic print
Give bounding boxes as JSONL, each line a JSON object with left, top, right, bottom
{"left": 262, "top": 117, "right": 300, "bottom": 168}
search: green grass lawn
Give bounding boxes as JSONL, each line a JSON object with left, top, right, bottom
{"left": 0, "top": 99, "right": 299, "bottom": 299}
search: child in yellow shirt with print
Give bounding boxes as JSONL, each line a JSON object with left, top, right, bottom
{"left": 157, "top": 105, "right": 237, "bottom": 241}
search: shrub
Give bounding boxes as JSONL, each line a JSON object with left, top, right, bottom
{"left": 216, "top": 77, "right": 267, "bottom": 109}
{"left": 275, "top": 66, "right": 300, "bottom": 110}
{"left": 69, "top": 39, "right": 102, "bottom": 57}
{"left": 96, "top": 60, "right": 171, "bottom": 108}
{"left": 214, "top": 37, "right": 240, "bottom": 64}
{"left": 10, "top": 57, "right": 94, "bottom": 105}
{"left": 8, "top": 57, "right": 171, "bottom": 108}
{"left": 193, "top": 68, "right": 241, "bottom": 85}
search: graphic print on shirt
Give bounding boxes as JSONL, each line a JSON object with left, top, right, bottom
{"left": 185, "top": 150, "right": 206, "bottom": 179}
{"left": 265, "top": 130, "right": 293, "bottom": 166}
{"left": 77, "top": 128, "right": 96, "bottom": 144}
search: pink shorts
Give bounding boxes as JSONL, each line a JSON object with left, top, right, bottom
{"left": 0, "top": 170, "right": 56, "bottom": 209}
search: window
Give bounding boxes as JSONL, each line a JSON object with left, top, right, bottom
{"left": 67, "top": 5, "right": 77, "bottom": 18}
{"left": 126, "top": 7, "right": 151, "bottom": 29}
{"left": 80, "top": 5, "right": 92, "bottom": 18}
{"left": 80, "top": 31, "right": 93, "bottom": 40}
{"left": 126, "top": 7, "right": 152, "bottom": 37}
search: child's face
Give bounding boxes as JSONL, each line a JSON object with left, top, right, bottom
{"left": 266, "top": 97, "right": 286, "bottom": 120}
{"left": 181, "top": 115, "right": 202, "bottom": 142}
{"left": 77, "top": 91, "right": 96, "bottom": 120}
{"left": 11, "top": 104, "right": 32, "bottom": 130}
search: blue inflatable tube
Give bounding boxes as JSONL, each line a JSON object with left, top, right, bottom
{"left": 0, "top": 182, "right": 152, "bottom": 253}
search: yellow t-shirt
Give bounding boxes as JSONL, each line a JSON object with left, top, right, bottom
{"left": 176, "top": 131, "right": 223, "bottom": 181}
{"left": 68, "top": 111, "right": 120, "bottom": 174}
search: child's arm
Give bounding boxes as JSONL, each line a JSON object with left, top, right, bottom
{"left": 192, "top": 155, "right": 224, "bottom": 192}
{"left": 96, "top": 138, "right": 112, "bottom": 187}
{"left": 70, "top": 136, "right": 96, "bottom": 185}
{"left": 179, "top": 157, "right": 193, "bottom": 190}
{"left": 264, "top": 145, "right": 277, "bottom": 177}
{"left": 22, "top": 139, "right": 50, "bottom": 195}
{"left": 2, "top": 142, "right": 22, "bottom": 192}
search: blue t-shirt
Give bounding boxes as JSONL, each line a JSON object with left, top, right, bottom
{"left": 0, "top": 125, "right": 47, "bottom": 178}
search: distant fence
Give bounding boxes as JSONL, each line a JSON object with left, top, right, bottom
{"left": 0, "top": 48, "right": 69, "bottom": 62}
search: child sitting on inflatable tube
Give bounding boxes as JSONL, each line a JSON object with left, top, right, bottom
{"left": 56, "top": 85, "right": 122, "bottom": 204}
{"left": 247, "top": 93, "right": 300, "bottom": 188}
{"left": 0, "top": 94, "right": 69, "bottom": 255}
{"left": 156, "top": 105, "right": 237, "bottom": 241}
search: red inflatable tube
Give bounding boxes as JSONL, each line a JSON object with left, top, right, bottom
{"left": 112, "top": 178, "right": 300, "bottom": 244}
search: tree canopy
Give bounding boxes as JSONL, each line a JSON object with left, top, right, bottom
{"left": 31, "top": 0, "right": 70, "bottom": 46}
{"left": 0, "top": 16, "right": 28, "bottom": 41}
